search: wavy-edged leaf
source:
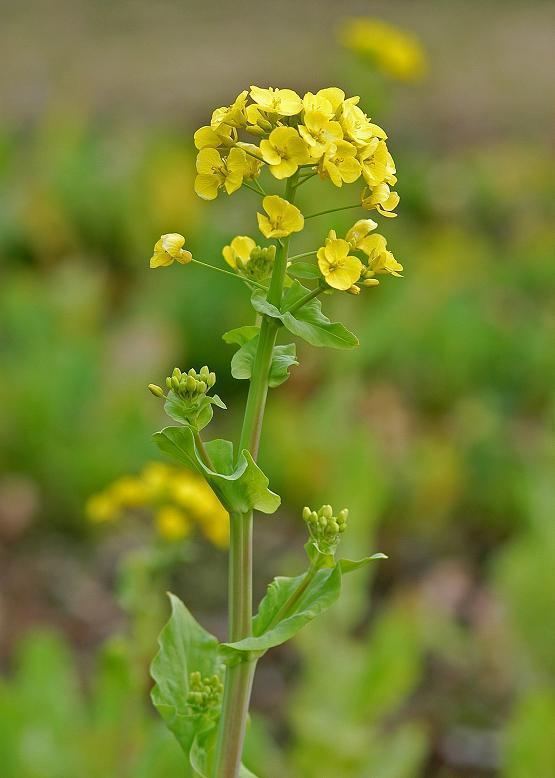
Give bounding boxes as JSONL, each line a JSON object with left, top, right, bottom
{"left": 221, "top": 554, "right": 384, "bottom": 660}
{"left": 251, "top": 281, "right": 358, "bottom": 350}
{"left": 154, "top": 426, "right": 280, "bottom": 515}
{"left": 164, "top": 391, "right": 226, "bottom": 430}
{"left": 231, "top": 335, "right": 298, "bottom": 388}
{"left": 150, "top": 593, "right": 221, "bottom": 755}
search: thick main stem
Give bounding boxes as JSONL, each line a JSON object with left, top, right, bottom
{"left": 212, "top": 176, "right": 297, "bottom": 777}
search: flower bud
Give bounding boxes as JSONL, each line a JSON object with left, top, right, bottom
{"left": 172, "top": 367, "right": 182, "bottom": 379}
{"left": 321, "top": 505, "right": 333, "bottom": 519}
{"left": 186, "top": 375, "right": 197, "bottom": 392}
{"left": 197, "top": 381, "right": 207, "bottom": 394}
{"left": 171, "top": 375, "right": 181, "bottom": 391}
{"left": 148, "top": 384, "right": 165, "bottom": 398}
{"left": 166, "top": 377, "right": 173, "bottom": 389}
{"left": 208, "top": 372, "right": 216, "bottom": 387}
{"left": 245, "top": 125, "right": 265, "bottom": 136}
{"left": 188, "top": 368, "right": 197, "bottom": 378}
{"left": 302, "top": 506, "right": 312, "bottom": 522}
{"left": 199, "top": 365, "right": 210, "bottom": 379}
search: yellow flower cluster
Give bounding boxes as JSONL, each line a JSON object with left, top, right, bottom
{"left": 317, "top": 218, "right": 403, "bottom": 293}
{"left": 193, "top": 85, "right": 399, "bottom": 220}
{"left": 339, "top": 17, "right": 428, "bottom": 82}
{"left": 85, "top": 462, "right": 229, "bottom": 547}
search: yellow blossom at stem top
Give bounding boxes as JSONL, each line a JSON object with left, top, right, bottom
{"left": 361, "top": 182, "right": 400, "bottom": 217}
{"left": 317, "top": 231, "right": 363, "bottom": 291}
{"left": 222, "top": 236, "right": 256, "bottom": 269}
{"left": 360, "top": 234, "right": 403, "bottom": 277}
{"left": 194, "top": 147, "right": 250, "bottom": 200}
{"left": 319, "top": 140, "right": 361, "bottom": 187}
{"left": 345, "top": 218, "right": 378, "bottom": 248}
{"left": 257, "top": 195, "right": 304, "bottom": 239}
{"left": 250, "top": 86, "right": 303, "bottom": 116}
{"left": 298, "top": 111, "right": 343, "bottom": 160}
{"left": 211, "top": 90, "right": 249, "bottom": 129}
{"left": 150, "top": 233, "right": 192, "bottom": 268}
{"left": 260, "top": 126, "right": 309, "bottom": 179}
{"left": 194, "top": 123, "right": 236, "bottom": 150}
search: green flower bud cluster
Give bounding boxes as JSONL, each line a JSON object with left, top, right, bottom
{"left": 302, "top": 504, "right": 348, "bottom": 554}
{"left": 237, "top": 245, "right": 276, "bottom": 282}
{"left": 186, "top": 671, "right": 224, "bottom": 718}
{"left": 166, "top": 365, "right": 216, "bottom": 398}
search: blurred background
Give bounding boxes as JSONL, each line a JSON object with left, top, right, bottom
{"left": 1, "top": 1, "right": 554, "bottom": 776}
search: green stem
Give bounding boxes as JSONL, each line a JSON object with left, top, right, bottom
{"left": 191, "top": 259, "right": 268, "bottom": 292}
{"left": 284, "top": 283, "right": 327, "bottom": 315}
{"left": 192, "top": 428, "right": 215, "bottom": 471}
{"left": 242, "top": 182, "right": 264, "bottom": 197}
{"left": 304, "top": 203, "right": 361, "bottom": 220}
{"left": 213, "top": 173, "right": 298, "bottom": 778}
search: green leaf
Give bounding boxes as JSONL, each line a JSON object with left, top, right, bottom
{"left": 231, "top": 335, "right": 298, "bottom": 388}
{"left": 251, "top": 282, "right": 359, "bottom": 350}
{"left": 154, "top": 426, "right": 280, "bottom": 515}
{"left": 221, "top": 554, "right": 384, "bottom": 660}
{"left": 287, "top": 261, "right": 322, "bottom": 280}
{"left": 150, "top": 594, "right": 221, "bottom": 756}
{"left": 164, "top": 391, "right": 226, "bottom": 431}
{"left": 222, "top": 325, "right": 260, "bottom": 346}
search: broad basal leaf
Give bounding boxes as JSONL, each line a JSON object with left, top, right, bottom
{"left": 150, "top": 593, "right": 221, "bottom": 755}
{"left": 154, "top": 426, "right": 280, "bottom": 515}
{"left": 251, "top": 281, "right": 359, "bottom": 350}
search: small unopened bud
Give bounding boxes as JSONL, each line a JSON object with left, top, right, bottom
{"left": 166, "top": 377, "right": 172, "bottom": 389}
{"left": 188, "top": 368, "right": 197, "bottom": 378}
{"left": 347, "top": 284, "right": 361, "bottom": 295}
{"left": 171, "top": 376, "right": 181, "bottom": 391}
{"left": 208, "top": 372, "right": 216, "bottom": 387}
{"left": 245, "top": 125, "right": 265, "bottom": 136}
{"left": 148, "top": 384, "right": 165, "bottom": 398}
{"left": 199, "top": 365, "right": 210, "bottom": 379}
{"left": 321, "top": 505, "right": 333, "bottom": 519}
{"left": 172, "top": 367, "right": 182, "bottom": 379}
{"left": 197, "top": 380, "right": 207, "bottom": 394}
{"left": 302, "top": 506, "right": 312, "bottom": 522}
{"left": 338, "top": 508, "right": 349, "bottom": 523}
{"left": 186, "top": 375, "right": 197, "bottom": 392}
{"left": 362, "top": 278, "right": 380, "bottom": 287}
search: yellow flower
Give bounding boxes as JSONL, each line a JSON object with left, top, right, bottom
{"left": 339, "top": 18, "right": 428, "bottom": 82}
{"left": 222, "top": 236, "right": 257, "bottom": 269}
{"left": 85, "top": 493, "right": 120, "bottom": 523}
{"left": 193, "top": 124, "right": 235, "bottom": 150}
{"left": 319, "top": 140, "right": 361, "bottom": 187}
{"left": 194, "top": 147, "right": 249, "bottom": 200}
{"left": 210, "top": 90, "right": 249, "bottom": 129}
{"left": 340, "top": 99, "right": 387, "bottom": 147}
{"left": 317, "top": 233, "right": 363, "bottom": 291}
{"left": 302, "top": 92, "right": 335, "bottom": 119}
{"left": 298, "top": 112, "right": 343, "bottom": 160}
{"left": 361, "top": 182, "right": 400, "bottom": 217}
{"left": 257, "top": 195, "right": 304, "bottom": 239}
{"left": 150, "top": 233, "right": 193, "bottom": 268}
{"left": 250, "top": 86, "right": 303, "bottom": 116}
{"left": 109, "top": 476, "right": 148, "bottom": 507}
{"left": 155, "top": 505, "right": 190, "bottom": 541}
{"left": 316, "top": 87, "right": 346, "bottom": 114}
{"left": 358, "top": 139, "right": 396, "bottom": 187}
{"left": 360, "top": 234, "right": 403, "bottom": 277}
{"left": 260, "top": 127, "right": 309, "bottom": 179}
{"left": 345, "top": 218, "right": 378, "bottom": 248}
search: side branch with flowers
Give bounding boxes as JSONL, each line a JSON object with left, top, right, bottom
{"left": 146, "top": 85, "right": 402, "bottom": 778}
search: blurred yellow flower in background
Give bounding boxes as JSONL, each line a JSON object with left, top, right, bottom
{"left": 339, "top": 17, "right": 428, "bottom": 82}
{"left": 86, "top": 462, "right": 229, "bottom": 547}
